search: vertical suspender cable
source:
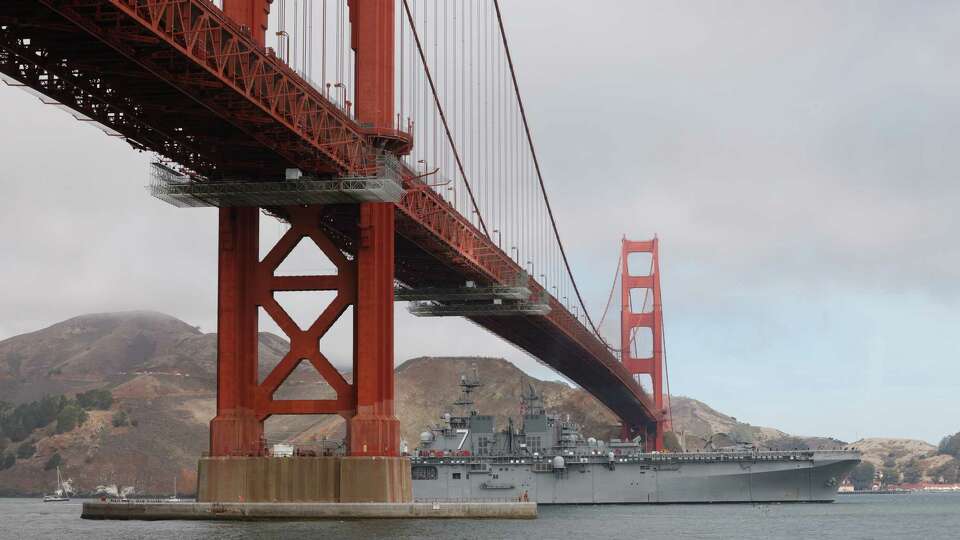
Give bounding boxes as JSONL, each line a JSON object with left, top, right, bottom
{"left": 493, "top": 0, "right": 605, "bottom": 339}
{"left": 401, "top": 0, "right": 490, "bottom": 238}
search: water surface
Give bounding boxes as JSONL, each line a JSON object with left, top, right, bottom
{"left": 2, "top": 493, "right": 958, "bottom": 539}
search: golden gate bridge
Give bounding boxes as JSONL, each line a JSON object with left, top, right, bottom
{"left": 0, "top": 0, "right": 671, "bottom": 501}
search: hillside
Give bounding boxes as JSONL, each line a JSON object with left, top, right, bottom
{"left": 0, "top": 312, "right": 312, "bottom": 496}
{"left": 849, "top": 437, "right": 959, "bottom": 484}
{"left": 852, "top": 438, "right": 938, "bottom": 469}
{"left": 0, "top": 311, "right": 952, "bottom": 495}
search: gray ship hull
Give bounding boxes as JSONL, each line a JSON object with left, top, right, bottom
{"left": 412, "top": 451, "right": 859, "bottom": 504}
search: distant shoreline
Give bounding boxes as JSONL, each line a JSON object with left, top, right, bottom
{"left": 839, "top": 490, "right": 906, "bottom": 495}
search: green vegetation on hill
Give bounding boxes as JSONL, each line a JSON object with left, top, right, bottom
{"left": 939, "top": 432, "right": 960, "bottom": 458}
{"left": 930, "top": 459, "right": 959, "bottom": 483}
{"left": 850, "top": 462, "right": 876, "bottom": 490}
{"left": 0, "top": 388, "right": 114, "bottom": 469}
{"left": 111, "top": 410, "right": 129, "bottom": 427}
{"left": 0, "top": 389, "right": 113, "bottom": 442}
{"left": 76, "top": 389, "right": 113, "bottom": 411}
{"left": 43, "top": 453, "right": 62, "bottom": 471}
{"left": 15, "top": 442, "right": 35, "bottom": 459}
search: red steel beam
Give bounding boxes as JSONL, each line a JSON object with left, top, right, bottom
{"left": 223, "top": 0, "right": 272, "bottom": 47}
{"left": 211, "top": 205, "right": 361, "bottom": 456}
{"left": 210, "top": 207, "right": 263, "bottom": 456}
{"left": 347, "top": 0, "right": 400, "bottom": 458}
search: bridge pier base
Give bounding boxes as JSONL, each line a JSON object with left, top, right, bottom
{"left": 196, "top": 456, "right": 411, "bottom": 503}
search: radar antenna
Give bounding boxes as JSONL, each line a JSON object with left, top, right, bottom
{"left": 453, "top": 363, "right": 482, "bottom": 414}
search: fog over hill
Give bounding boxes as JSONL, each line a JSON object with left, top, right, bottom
{"left": 0, "top": 312, "right": 949, "bottom": 495}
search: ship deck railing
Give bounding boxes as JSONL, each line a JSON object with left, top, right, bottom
{"left": 413, "top": 497, "right": 526, "bottom": 503}
{"left": 409, "top": 449, "right": 859, "bottom": 467}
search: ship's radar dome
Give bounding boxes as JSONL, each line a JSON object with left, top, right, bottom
{"left": 420, "top": 431, "right": 434, "bottom": 443}
{"left": 587, "top": 437, "right": 597, "bottom": 446}
{"left": 552, "top": 456, "right": 566, "bottom": 469}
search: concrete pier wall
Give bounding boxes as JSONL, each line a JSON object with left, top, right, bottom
{"left": 81, "top": 501, "right": 538, "bottom": 520}
{"left": 196, "top": 456, "right": 411, "bottom": 503}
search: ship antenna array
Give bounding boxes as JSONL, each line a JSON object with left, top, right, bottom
{"left": 453, "top": 365, "right": 482, "bottom": 411}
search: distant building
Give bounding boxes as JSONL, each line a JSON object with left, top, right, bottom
{"left": 892, "top": 482, "right": 960, "bottom": 492}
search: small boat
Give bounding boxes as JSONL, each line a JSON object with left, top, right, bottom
{"left": 42, "top": 466, "right": 71, "bottom": 502}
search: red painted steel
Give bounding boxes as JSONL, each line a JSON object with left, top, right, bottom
{"left": 350, "top": 202, "right": 400, "bottom": 457}
{"left": 210, "top": 207, "right": 263, "bottom": 456}
{"left": 349, "top": 0, "right": 394, "bottom": 131}
{"left": 211, "top": 205, "right": 359, "bottom": 456}
{"left": 223, "top": 0, "right": 272, "bottom": 47}
{"left": 621, "top": 237, "right": 667, "bottom": 451}
{"left": 210, "top": 0, "right": 401, "bottom": 458}
{"left": 209, "top": 203, "right": 401, "bottom": 457}
{"left": 347, "top": 0, "right": 400, "bottom": 458}
{"left": 254, "top": 206, "right": 357, "bottom": 421}
{"left": 33, "top": 0, "right": 404, "bottom": 176}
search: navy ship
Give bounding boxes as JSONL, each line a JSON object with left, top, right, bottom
{"left": 409, "top": 370, "right": 860, "bottom": 504}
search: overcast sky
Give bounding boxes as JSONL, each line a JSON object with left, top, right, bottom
{"left": 1, "top": 1, "right": 957, "bottom": 444}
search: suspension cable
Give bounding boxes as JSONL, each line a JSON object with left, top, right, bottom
{"left": 401, "top": 0, "right": 489, "bottom": 238}
{"left": 493, "top": 0, "right": 604, "bottom": 339}
{"left": 597, "top": 251, "right": 622, "bottom": 330}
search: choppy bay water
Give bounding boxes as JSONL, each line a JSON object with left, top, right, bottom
{"left": 1, "top": 493, "right": 958, "bottom": 539}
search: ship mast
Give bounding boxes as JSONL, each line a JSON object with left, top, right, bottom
{"left": 453, "top": 364, "right": 481, "bottom": 416}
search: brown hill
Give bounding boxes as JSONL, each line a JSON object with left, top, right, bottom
{"left": 849, "top": 438, "right": 957, "bottom": 483}
{"left": 0, "top": 311, "right": 213, "bottom": 403}
{"left": 0, "top": 311, "right": 315, "bottom": 496}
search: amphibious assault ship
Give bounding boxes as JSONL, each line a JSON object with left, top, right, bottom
{"left": 409, "top": 371, "right": 860, "bottom": 504}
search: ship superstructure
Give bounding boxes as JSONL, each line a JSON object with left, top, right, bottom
{"left": 409, "top": 370, "right": 860, "bottom": 504}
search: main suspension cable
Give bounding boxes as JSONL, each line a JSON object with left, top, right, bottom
{"left": 597, "top": 251, "right": 622, "bottom": 331}
{"left": 401, "top": 0, "right": 489, "bottom": 238}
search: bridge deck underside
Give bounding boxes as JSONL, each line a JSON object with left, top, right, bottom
{"left": 0, "top": 0, "right": 660, "bottom": 431}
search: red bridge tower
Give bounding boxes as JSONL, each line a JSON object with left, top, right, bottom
{"left": 621, "top": 237, "right": 669, "bottom": 451}
{"left": 204, "top": 0, "right": 408, "bottom": 502}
